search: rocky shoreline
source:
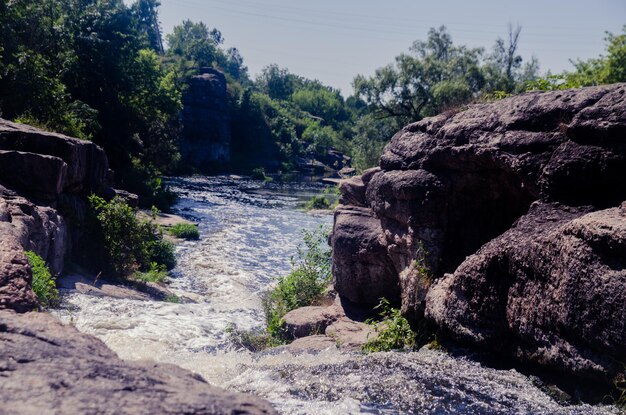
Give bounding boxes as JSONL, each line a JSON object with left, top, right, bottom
{"left": 0, "top": 119, "right": 276, "bottom": 414}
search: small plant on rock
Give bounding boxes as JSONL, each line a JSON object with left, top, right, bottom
{"left": 263, "top": 225, "right": 332, "bottom": 339}
{"left": 362, "top": 298, "right": 417, "bottom": 353}
{"left": 24, "top": 251, "right": 59, "bottom": 308}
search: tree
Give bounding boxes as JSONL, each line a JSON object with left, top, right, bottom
{"left": 132, "top": 0, "right": 164, "bottom": 54}
{"left": 483, "top": 24, "right": 539, "bottom": 93}
{"left": 256, "top": 64, "right": 302, "bottom": 101}
{"left": 526, "top": 26, "right": 626, "bottom": 90}
{"left": 166, "top": 20, "right": 222, "bottom": 67}
{"left": 353, "top": 26, "right": 484, "bottom": 125}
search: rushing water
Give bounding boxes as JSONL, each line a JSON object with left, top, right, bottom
{"left": 54, "top": 176, "right": 619, "bottom": 415}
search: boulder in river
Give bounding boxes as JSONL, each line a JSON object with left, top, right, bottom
{"left": 331, "top": 83, "right": 626, "bottom": 383}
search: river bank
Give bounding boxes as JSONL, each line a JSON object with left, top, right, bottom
{"left": 51, "top": 176, "right": 620, "bottom": 414}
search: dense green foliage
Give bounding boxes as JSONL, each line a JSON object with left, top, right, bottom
{"left": 168, "top": 223, "right": 200, "bottom": 240}
{"left": 24, "top": 251, "right": 59, "bottom": 308}
{"left": 0, "top": 0, "right": 180, "bottom": 208}
{"left": 1, "top": 1, "right": 623, "bottom": 187}
{"left": 88, "top": 195, "right": 175, "bottom": 277}
{"left": 362, "top": 298, "right": 417, "bottom": 352}
{"left": 527, "top": 26, "right": 626, "bottom": 91}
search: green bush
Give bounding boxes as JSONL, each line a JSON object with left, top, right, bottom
{"left": 251, "top": 167, "right": 272, "bottom": 181}
{"left": 263, "top": 226, "right": 331, "bottom": 339}
{"left": 305, "top": 195, "right": 331, "bottom": 210}
{"left": 362, "top": 298, "right": 417, "bottom": 353}
{"left": 169, "top": 223, "right": 200, "bottom": 240}
{"left": 24, "top": 251, "right": 59, "bottom": 308}
{"left": 88, "top": 195, "right": 176, "bottom": 277}
{"left": 132, "top": 262, "right": 168, "bottom": 283}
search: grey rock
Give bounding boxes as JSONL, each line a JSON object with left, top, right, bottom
{"left": 426, "top": 202, "right": 626, "bottom": 381}
{"left": 0, "top": 310, "right": 277, "bottom": 414}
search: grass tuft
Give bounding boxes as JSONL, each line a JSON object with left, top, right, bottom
{"left": 169, "top": 223, "right": 200, "bottom": 240}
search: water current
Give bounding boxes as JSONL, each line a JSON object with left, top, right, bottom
{"left": 53, "top": 176, "right": 619, "bottom": 415}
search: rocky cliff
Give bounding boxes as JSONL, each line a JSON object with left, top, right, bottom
{"left": 331, "top": 84, "right": 626, "bottom": 383}
{"left": 0, "top": 119, "right": 111, "bottom": 311}
{"left": 0, "top": 119, "right": 275, "bottom": 413}
{"left": 181, "top": 68, "right": 231, "bottom": 171}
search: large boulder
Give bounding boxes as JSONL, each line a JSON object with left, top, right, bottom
{"left": 0, "top": 310, "right": 276, "bottom": 414}
{"left": 426, "top": 202, "right": 626, "bottom": 381}
{"left": 331, "top": 84, "right": 626, "bottom": 380}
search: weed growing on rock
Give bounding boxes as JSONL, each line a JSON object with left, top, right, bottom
{"left": 169, "top": 223, "right": 200, "bottom": 240}
{"left": 225, "top": 324, "right": 283, "bottom": 352}
{"left": 88, "top": 195, "right": 176, "bottom": 278}
{"left": 362, "top": 298, "right": 416, "bottom": 352}
{"left": 132, "top": 262, "right": 168, "bottom": 283}
{"left": 227, "top": 226, "right": 332, "bottom": 349}
{"left": 263, "top": 225, "right": 332, "bottom": 339}
{"left": 305, "top": 194, "right": 331, "bottom": 210}
{"left": 24, "top": 251, "right": 59, "bottom": 308}
{"left": 164, "top": 294, "right": 181, "bottom": 303}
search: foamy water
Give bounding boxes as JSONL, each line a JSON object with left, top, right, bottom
{"left": 53, "top": 176, "right": 618, "bottom": 414}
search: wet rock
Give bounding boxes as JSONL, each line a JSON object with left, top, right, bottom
{"left": 426, "top": 202, "right": 626, "bottom": 382}
{"left": 0, "top": 310, "right": 277, "bottom": 415}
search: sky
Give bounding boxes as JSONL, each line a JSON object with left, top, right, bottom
{"left": 157, "top": 0, "right": 626, "bottom": 95}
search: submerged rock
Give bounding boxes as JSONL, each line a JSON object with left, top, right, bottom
{"left": 332, "top": 84, "right": 626, "bottom": 383}
{"left": 0, "top": 310, "right": 276, "bottom": 414}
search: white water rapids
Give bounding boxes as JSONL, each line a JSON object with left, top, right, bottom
{"left": 53, "top": 176, "right": 619, "bottom": 414}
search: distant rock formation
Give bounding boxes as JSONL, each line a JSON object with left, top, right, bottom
{"left": 331, "top": 84, "right": 626, "bottom": 383}
{"left": 181, "top": 68, "right": 231, "bottom": 171}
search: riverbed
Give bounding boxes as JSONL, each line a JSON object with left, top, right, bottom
{"left": 53, "top": 176, "right": 619, "bottom": 414}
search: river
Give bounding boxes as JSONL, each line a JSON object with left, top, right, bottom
{"left": 53, "top": 176, "right": 619, "bottom": 414}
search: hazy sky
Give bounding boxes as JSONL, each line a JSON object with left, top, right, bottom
{"left": 158, "top": 0, "right": 626, "bottom": 95}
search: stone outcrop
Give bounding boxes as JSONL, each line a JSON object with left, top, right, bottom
{"left": 282, "top": 295, "right": 377, "bottom": 350}
{"left": 0, "top": 119, "right": 111, "bottom": 312}
{"left": 181, "top": 68, "right": 231, "bottom": 171}
{"left": 331, "top": 84, "right": 626, "bottom": 381}
{"left": 0, "top": 310, "right": 276, "bottom": 414}
{"left": 426, "top": 201, "right": 626, "bottom": 381}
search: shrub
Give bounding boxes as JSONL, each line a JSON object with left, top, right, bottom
{"left": 132, "top": 262, "right": 168, "bottom": 283}
{"left": 169, "top": 223, "right": 200, "bottom": 240}
{"left": 251, "top": 167, "right": 271, "bottom": 181}
{"left": 362, "top": 298, "right": 417, "bottom": 352}
{"left": 88, "top": 195, "right": 176, "bottom": 277}
{"left": 305, "top": 194, "right": 331, "bottom": 210}
{"left": 24, "top": 251, "right": 59, "bottom": 308}
{"left": 225, "top": 324, "right": 283, "bottom": 352}
{"left": 263, "top": 226, "right": 331, "bottom": 339}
